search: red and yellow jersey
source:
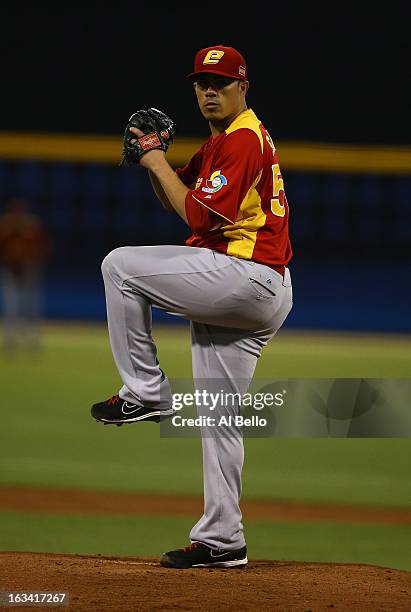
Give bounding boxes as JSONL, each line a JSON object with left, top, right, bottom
{"left": 176, "top": 108, "right": 292, "bottom": 271}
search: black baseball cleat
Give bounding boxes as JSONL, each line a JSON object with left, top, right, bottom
{"left": 160, "top": 542, "right": 248, "bottom": 569}
{"left": 91, "top": 394, "right": 175, "bottom": 426}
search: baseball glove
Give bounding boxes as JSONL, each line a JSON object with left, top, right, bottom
{"left": 120, "top": 107, "right": 176, "bottom": 166}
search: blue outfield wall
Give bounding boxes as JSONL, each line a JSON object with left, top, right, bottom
{"left": 0, "top": 160, "right": 410, "bottom": 333}
{"left": 42, "top": 259, "right": 410, "bottom": 333}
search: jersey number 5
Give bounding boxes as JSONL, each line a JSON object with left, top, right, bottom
{"left": 270, "top": 163, "right": 287, "bottom": 217}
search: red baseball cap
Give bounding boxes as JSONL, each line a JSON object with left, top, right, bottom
{"left": 187, "top": 45, "right": 247, "bottom": 81}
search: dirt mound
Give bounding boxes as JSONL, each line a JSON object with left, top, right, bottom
{"left": 0, "top": 552, "right": 410, "bottom": 611}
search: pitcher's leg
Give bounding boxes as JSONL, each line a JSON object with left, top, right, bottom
{"left": 101, "top": 244, "right": 292, "bottom": 408}
{"left": 189, "top": 322, "right": 270, "bottom": 550}
{"left": 100, "top": 244, "right": 236, "bottom": 404}
{"left": 102, "top": 249, "right": 169, "bottom": 405}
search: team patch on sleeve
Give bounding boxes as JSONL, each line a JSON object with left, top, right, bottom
{"left": 201, "top": 170, "right": 228, "bottom": 194}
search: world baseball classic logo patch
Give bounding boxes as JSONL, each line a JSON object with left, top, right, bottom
{"left": 201, "top": 170, "right": 228, "bottom": 194}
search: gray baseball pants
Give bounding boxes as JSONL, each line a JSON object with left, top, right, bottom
{"left": 101, "top": 245, "right": 292, "bottom": 550}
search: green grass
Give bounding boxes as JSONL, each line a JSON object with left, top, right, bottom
{"left": 1, "top": 324, "right": 411, "bottom": 573}
{"left": 1, "top": 324, "right": 411, "bottom": 507}
{"left": 255, "top": 330, "right": 411, "bottom": 378}
{"left": 1, "top": 511, "right": 410, "bottom": 572}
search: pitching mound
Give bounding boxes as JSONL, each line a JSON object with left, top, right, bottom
{"left": 1, "top": 552, "right": 410, "bottom": 611}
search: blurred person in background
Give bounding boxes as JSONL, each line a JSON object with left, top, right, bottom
{"left": 0, "top": 197, "right": 51, "bottom": 352}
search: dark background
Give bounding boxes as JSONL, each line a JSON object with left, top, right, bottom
{"left": 1, "top": 4, "right": 410, "bottom": 144}
{"left": 0, "top": 4, "right": 410, "bottom": 332}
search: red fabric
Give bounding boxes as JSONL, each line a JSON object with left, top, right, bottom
{"left": 184, "top": 129, "right": 261, "bottom": 232}
{"left": 176, "top": 113, "right": 292, "bottom": 269}
{"left": 175, "top": 143, "right": 206, "bottom": 188}
{"left": 251, "top": 145, "right": 293, "bottom": 269}
{"left": 188, "top": 45, "right": 247, "bottom": 81}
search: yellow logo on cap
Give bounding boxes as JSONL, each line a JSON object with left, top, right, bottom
{"left": 203, "top": 50, "right": 225, "bottom": 65}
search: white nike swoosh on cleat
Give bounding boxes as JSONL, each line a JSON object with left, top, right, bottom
{"left": 193, "top": 556, "right": 248, "bottom": 568}
{"left": 210, "top": 550, "right": 237, "bottom": 559}
{"left": 121, "top": 402, "right": 144, "bottom": 415}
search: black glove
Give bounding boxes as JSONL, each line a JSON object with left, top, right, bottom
{"left": 120, "top": 107, "right": 176, "bottom": 166}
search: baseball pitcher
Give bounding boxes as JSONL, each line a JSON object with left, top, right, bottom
{"left": 91, "top": 45, "right": 293, "bottom": 569}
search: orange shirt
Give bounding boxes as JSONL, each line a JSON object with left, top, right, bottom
{"left": 176, "top": 109, "right": 292, "bottom": 270}
{"left": 0, "top": 212, "right": 49, "bottom": 273}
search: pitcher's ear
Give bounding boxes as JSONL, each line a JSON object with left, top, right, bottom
{"left": 240, "top": 80, "right": 249, "bottom": 95}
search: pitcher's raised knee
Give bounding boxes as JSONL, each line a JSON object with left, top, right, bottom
{"left": 101, "top": 247, "right": 128, "bottom": 281}
{"left": 101, "top": 246, "right": 148, "bottom": 284}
